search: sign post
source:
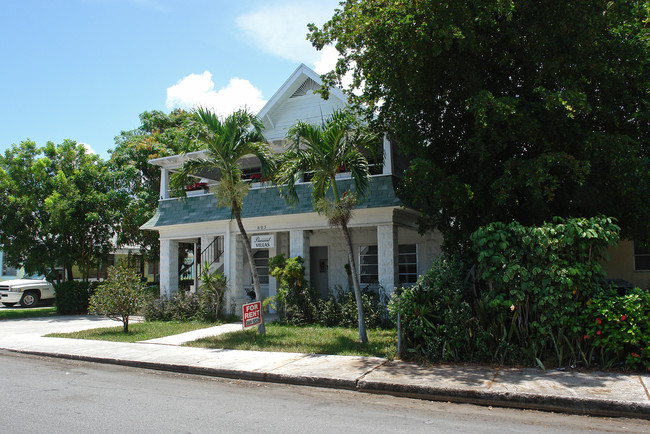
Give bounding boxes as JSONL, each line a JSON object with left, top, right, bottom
{"left": 242, "top": 301, "right": 262, "bottom": 329}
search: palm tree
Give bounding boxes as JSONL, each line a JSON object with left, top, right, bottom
{"left": 276, "top": 109, "right": 378, "bottom": 343}
{"left": 172, "top": 107, "right": 274, "bottom": 334}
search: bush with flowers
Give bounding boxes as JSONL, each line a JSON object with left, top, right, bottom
{"left": 583, "top": 286, "right": 650, "bottom": 371}
{"left": 469, "top": 216, "right": 621, "bottom": 367}
{"left": 392, "top": 216, "right": 650, "bottom": 371}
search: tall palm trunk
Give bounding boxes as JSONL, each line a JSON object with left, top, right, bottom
{"left": 341, "top": 221, "right": 368, "bottom": 343}
{"left": 234, "top": 203, "right": 266, "bottom": 334}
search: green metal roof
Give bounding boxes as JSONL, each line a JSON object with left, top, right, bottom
{"left": 141, "top": 175, "right": 402, "bottom": 229}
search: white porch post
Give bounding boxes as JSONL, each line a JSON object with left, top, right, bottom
{"left": 160, "top": 168, "right": 170, "bottom": 200}
{"left": 227, "top": 233, "right": 247, "bottom": 314}
{"left": 290, "top": 229, "right": 310, "bottom": 283}
{"left": 268, "top": 235, "right": 278, "bottom": 311}
{"left": 377, "top": 224, "right": 398, "bottom": 295}
{"left": 159, "top": 238, "right": 179, "bottom": 298}
{"left": 382, "top": 134, "right": 392, "bottom": 175}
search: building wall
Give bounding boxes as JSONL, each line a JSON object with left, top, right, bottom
{"left": 0, "top": 251, "right": 24, "bottom": 281}
{"left": 263, "top": 91, "right": 344, "bottom": 141}
{"left": 603, "top": 240, "right": 650, "bottom": 289}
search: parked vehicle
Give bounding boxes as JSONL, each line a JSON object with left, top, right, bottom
{"left": 0, "top": 275, "right": 55, "bottom": 307}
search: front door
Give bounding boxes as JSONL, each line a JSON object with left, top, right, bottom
{"left": 310, "top": 246, "right": 329, "bottom": 298}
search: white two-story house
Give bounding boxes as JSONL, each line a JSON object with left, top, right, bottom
{"left": 141, "top": 64, "right": 443, "bottom": 313}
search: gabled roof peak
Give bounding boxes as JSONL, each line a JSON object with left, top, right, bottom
{"left": 256, "top": 64, "right": 346, "bottom": 120}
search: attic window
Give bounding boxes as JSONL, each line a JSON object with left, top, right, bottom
{"left": 290, "top": 78, "right": 320, "bottom": 98}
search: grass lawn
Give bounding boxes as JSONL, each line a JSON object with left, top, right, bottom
{"left": 185, "top": 324, "right": 397, "bottom": 359}
{"left": 0, "top": 307, "right": 57, "bottom": 320}
{"left": 46, "top": 321, "right": 218, "bottom": 343}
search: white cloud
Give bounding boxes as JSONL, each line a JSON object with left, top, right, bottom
{"left": 79, "top": 142, "right": 97, "bottom": 155}
{"left": 236, "top": 1, "right": 340, "bottom": 65}
{"left": 313, "top": 45, "right": 339, "bottom": 75}
{"left": 165, "top": 71, "right": 267, "bottom": 116}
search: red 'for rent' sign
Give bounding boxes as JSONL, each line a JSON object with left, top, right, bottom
{"left": 242, "top": 301, "right": 262, "bottom": 329}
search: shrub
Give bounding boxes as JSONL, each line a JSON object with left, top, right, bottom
{"left": 584, "top": 286, "right": 650, "bottom": 371}
{"left": 323, "top": 287, "right": 389, "bottom": 330}
{"left": 268, "top": 254, "right": 391, "bottom": 329}
{"left": 198, "top": 265, "right": 227, "bottom": 321}
{"left": 389, "top": 254, "right": 487, "bottom": 362}
{"left": 89, "top": 266, "right": 150, "bottom": 333}
{"left": 269, "top": 254, "right": 317, "bottom": 325}
{"left": 144, "top": 291, "right": 202, "bottom": 322}
{"left": 54, "top": 280, "right": 94, "bottom": 314}
{"left": 470, "top": 216, "right": 620, "bottom": 367}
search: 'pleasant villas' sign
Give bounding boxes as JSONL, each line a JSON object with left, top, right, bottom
{"left": 251, "top": 234, "right": 274, "bottom": 249}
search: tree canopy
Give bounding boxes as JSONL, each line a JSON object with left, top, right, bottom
{"left": 110, "top": 109, "right": 199, "bottom": 260}
{"left": 0, "top": 140, "right": 123, "bottom": 280}
{"left": 310, "top": 0, "right": 650, "bottom": 251}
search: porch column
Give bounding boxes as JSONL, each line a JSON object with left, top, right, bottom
{"left": 290, "top": 229, "right": 310, "bottom": 283}
{"left": 377, "top": 224, "right": 398, "bottom": 295}
{"left": 268, "top": 235, "right": 278, "bottom": 312}
{"left": 227, "top": 233, "right": 247, "bottom": 314}
{"left": 160, "top": 238, "right": 179, "bottom": 298}
{"left": 160, "top": 168, "right": 170, "bottom": 200}
{"left": 382, "top": 134, "right": 392, "bottom": 175}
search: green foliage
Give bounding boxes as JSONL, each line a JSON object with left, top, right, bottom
{"left": 311, "top": 0, "right": 650, "bottom": 252}
{"left": 318, "top": 287, "right": 388, "bottom": 330}
{"left": 268, "top": 254, "right": 316, "bottom": 324}
{"left": 268, "top": 254, "right": 390, "bottom": 329}
{"left": 584, "top": 287, "right": 650, "bottom": 371}
{"left": 0, "top": 140, "right": 124, "bottom": 280}
{"left": 89, "top": 266, "right": 150, "bottom": 333}
{"left": 110, "top": 109, "right": 199, "bottom": 261}
{"left": 144, "top": 291, "right": 203, "bottom": 322}
{"left": 392, "top": 217, "right": 647, "bottom": 371}
{"left": 471, "top": 216, "right": 620, "bottom": 353}
{"left": 54, "top": 280, "right": 94, "bottom": 315}
{"left": 144, "top": 286, "right": 228, "bottom": 323}
{"left": 198, "top": 265, "right": 227, "bottom": 321}
{"left": 389, "top": 255, "right": 489, "bottom": 362}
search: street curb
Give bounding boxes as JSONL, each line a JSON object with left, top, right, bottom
{"left": 356, "top": 379, "right": 650, "bottom": 420}
{"left": 9, "top": 348, "right": 650, "bottom": 420}
{"left": 7, "top": 349, "right": 360, "bottom": 390}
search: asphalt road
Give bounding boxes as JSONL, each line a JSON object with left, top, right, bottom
{"left": 2, "top": 351, "right": 648, "bottom": 434}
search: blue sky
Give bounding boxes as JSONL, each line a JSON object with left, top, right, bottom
{"left": 0, "top": 0, "right": 341, "bottom": 158}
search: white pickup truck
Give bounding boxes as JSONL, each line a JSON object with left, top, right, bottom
{"left": 0, "top": 276, "right": 55, "bottom": 307}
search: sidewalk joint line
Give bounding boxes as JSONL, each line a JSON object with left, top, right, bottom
{"left": 639, "top": 375, "right": 650, "bottom": 402}
{"left": 355, "top": 359, "right": 390, "bottom": 388}
{"left": 265, "top": 354, "right": 312, "bottom": 373}
{"left": 486, "top": 368, "right": 500, "bottom": 389}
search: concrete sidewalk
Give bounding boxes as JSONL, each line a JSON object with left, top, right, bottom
{"left": 1, "top": 315, "right": 648, "bottom": 419}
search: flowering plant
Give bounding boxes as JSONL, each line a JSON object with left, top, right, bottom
{"left": 584, "top": 286, "right": 650, "bottom": 370}
{"left": 185, "top": 182, "right": 208, "bottom": 192}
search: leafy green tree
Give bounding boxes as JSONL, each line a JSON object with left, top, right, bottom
{"left": 89, "top": 266, "right": 149, "bottom": 333}
{"left": 110, "top": 109, "right": 199, "bottom": 263}
{"left": 310, "top": 0, "right": 650, "bottom": 251}
{"left": 172, "top": 108, "right": 274, "bottom": 334}
{"left": 276, "top": 109, "right": 377, "bottom": 343}
{"left": 0, "top": 140, "right": 122, "bottom": 281}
